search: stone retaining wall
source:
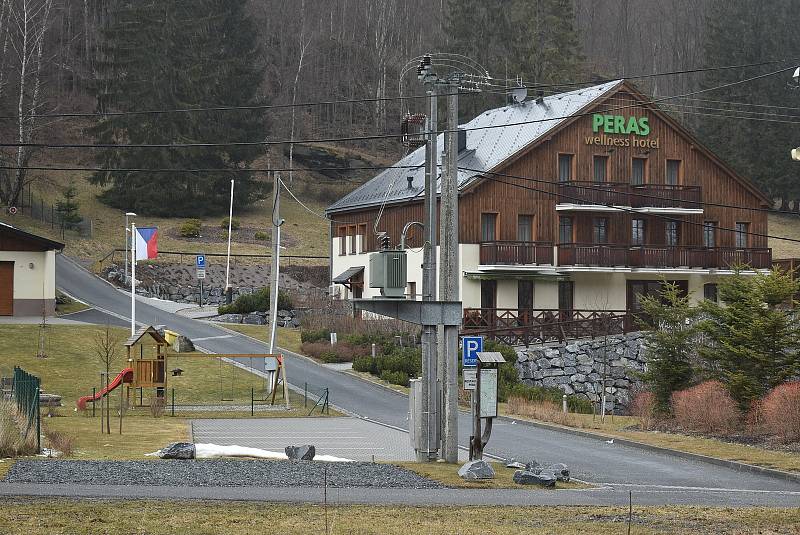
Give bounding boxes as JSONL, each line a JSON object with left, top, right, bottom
{"left": 514, "top": 332, "right": 648, "bottom": 413}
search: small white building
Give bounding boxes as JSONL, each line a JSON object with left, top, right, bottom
{"left": 0, "top": 222, "right": 64, "bottom": 316}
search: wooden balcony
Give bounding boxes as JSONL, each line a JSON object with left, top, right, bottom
{"left": 462, "top": 308, "right": 637, "bottom": 345}
{"left": 557, "top": 243, "right": 772, "bottom": 269}
{"left": 479, "top": 241, "right": 554, "bottom": 265}
{"left": 558, "top": 181, "right": 701, "bottom": 209}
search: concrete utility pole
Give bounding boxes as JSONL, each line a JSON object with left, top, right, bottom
{"left": 268, "top": 172, "right": 284, "bottom": 357}
{"left": 439, "top": 81, "right": 460, "bottom": 463}
{"left": 417, "top": 83, "right": 440, "bottom": 462}
{"left": 224, "top": 179, "right": 235, "bottom": 304}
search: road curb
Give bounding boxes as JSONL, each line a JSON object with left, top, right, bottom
{"left": 497, "top": 415, "right": 800, "bottom": 484}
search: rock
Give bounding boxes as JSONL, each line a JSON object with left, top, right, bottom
{"left": 156, "top": 442, "right": 196, "bottom": 459}
{"left": 458, "top": 459, "right": 495, "bottom": 480}
{"left": 524, "top": 460, "right": 541, "bottom": 473}
{"left": 39, "top": 393, "right": 62, "bottom": 406}
{"left": 243, "top": 313, "right": 266, "bottom": 325}
{"left": 513, "top": 469, "right": 556, "bottom": 487}
{"left": 547, "top": 463, "right": 570, "bottom": 482}
{"left": 505, "top": 460, "right": 526, "bottom": 470}
{"left": 172, "top": 335, "right": 195, "bottom": 353}
{"left": 214, "top": 313, "right": 243, "bottom": 324}
{"left": 285, "top": 445, "right": 316, "bottom": 461}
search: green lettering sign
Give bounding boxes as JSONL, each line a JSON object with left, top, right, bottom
{"left": 591, "top": 113, "right": 650, "bottom": 136}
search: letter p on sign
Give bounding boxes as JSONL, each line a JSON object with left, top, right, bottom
{"left": 462, "top": 336, "right": 482, "bottom": 368}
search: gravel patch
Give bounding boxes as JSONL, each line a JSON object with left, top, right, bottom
{"left": 4, "top": 460, "right": 445, "bottom": 489}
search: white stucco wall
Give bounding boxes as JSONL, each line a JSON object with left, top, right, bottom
{"left": 0, "top": 250, "right": 55, "bottom": 300}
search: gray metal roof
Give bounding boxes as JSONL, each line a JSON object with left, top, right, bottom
{"left": 332, "top": 265, "right": 364, "bottom": 283}
{"left": 326, "top": 80, "right": 623, "bottom": 214}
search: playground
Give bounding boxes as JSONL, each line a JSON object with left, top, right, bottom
{"left": 0, "top": 323, "right": 332, "bottom": 464}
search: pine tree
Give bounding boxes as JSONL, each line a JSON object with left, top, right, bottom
{"left": 699, "top": 268, "right": 800, "bottom": 409}
{"left": 55, "top": 181, "right": 83, "bottom": 228}
{"left": 638, "top": 281, "right": 699, "bottom": 413}
{"left": 698, "top": 0, "right": 800, "bottom": 205}
{"left": 90, "top": 1, "right": 267, "bottom": 217}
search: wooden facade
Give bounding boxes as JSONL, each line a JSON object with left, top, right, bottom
{"left": 330, "top": 83, "right": 769, "bottom": 260}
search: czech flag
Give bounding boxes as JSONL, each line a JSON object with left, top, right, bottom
{"left": 135, "top": 227, "right": 158, "bottom": 260}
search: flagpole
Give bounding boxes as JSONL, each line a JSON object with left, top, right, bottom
{"left": 131, "top": 222, "right": 136, "bottom": 336}
{"left": 225, "top": 179, "right": 235, "bottom": 304}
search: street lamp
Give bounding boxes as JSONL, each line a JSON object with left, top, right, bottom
{"left": 125, "top": 212, "right": 136, "bottom": 285}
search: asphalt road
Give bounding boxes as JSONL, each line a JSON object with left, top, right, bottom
{"left": 53, "top": 254, "right": 800, "bottom": 502}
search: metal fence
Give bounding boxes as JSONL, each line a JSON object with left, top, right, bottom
{"left": 12, "top": 366, "right": 40, "bottom": 453}
{"left": 14, "top": 186, "right": 93, "bottom": 238}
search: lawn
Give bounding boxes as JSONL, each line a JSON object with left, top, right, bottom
{"left": 501, "top": 403, "right": 800, "bottom": 474}
{"left": 768, "top": 212, "right": 800, "bottom": 260}
{"left": 220, "top": 324, "right": 302, "bottom": 354}
{"left": 0, "top": 499, "right": 798, "bottom": 534}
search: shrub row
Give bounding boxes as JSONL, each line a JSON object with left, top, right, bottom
{"left": 300, "top": 341, "right": 371, "bottom": 364}
{"left": 352, "top": 347, "right": 422, "bottom": 387}
{"left": 218, "top": 287, "right": 293, "bottom": 315}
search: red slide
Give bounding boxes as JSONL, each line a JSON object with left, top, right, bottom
{"left": 77, "top": 368, "right": 134, "bottom": 410}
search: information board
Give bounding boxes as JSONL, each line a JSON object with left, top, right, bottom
{"left": 479, "top": 368, "right": 498, "bottom": 418}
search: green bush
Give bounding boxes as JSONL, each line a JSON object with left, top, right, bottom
{"left": 254, "top": 231, "right": 268, "bottom": 241}
{"left": 217, "top": 287, "right": 293, "bottom": 314}
{"left": 380, "top": 370, "right": 410, "bottom": 387}
{"left": 352, "top": 347, "right": 421, "bottom": 384}
{"left": 301, "top": 329, "right": 331, "bottom": 343}
{"left": 220, "top": 217, "right": 241, "bottom": 230}
{"left": 179, "top": 219, "right": 202, "bottom": 238}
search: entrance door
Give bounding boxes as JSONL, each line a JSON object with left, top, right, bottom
{"left": 0, "top": 262, "right": 12, "bottom": 316}
{"left": 480, "top": 279, "right": 497, "bottom": 327}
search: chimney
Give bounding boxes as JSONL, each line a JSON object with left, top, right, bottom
{"left": 407, "top": 176, "right": 414, "bottom": 189}
{"left": 457, "top": 129, "right": 467, "bottom": 153}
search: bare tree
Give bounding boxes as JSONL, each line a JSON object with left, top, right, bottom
{"left": 94, "top": 323, "right": 121, "bottom": 434}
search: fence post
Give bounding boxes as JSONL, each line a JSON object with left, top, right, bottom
{"left": 304, "top": 382, "right": 307, "bottom": 407}
{"left": 324, "top": 388, "right": 329, "bottom": 415}
{"left": 171, "top": 388, "right": 175, "bottom": 417}
{"left": 251, "top": 387, "right": 254, "bottom": 416}
{"left": 35, "top": 384, "right": 40, "bottom": 453}
{"left": 92, "top": 387, "right": 96, "bottom": 417}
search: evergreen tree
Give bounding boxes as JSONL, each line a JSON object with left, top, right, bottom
{"left": 56, "top": 181, "right": 83, "bottom": 228}
{"left": 698, "top": 0, "right": 800, "bottom": 205}
{"left": 638, "top": 281, "right": 699, "bottom": 413}
{"left": 90, "top": 1, "right": 267, "bottom": 217}
{"left": 699, "top": 268, "right": 800, "bottom": 409}
{"left": 445, "top": 0, "right": 584, "bottom": 120}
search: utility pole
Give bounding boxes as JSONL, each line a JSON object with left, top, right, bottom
{"left": 130, "top": 222, "right": 136, "bottom": 336}
{"left": 439, "top": 80, "right": 460, "bottom": 463}
{"left": 268, "top": 172, "right": 284, "bottom": 370}
{"left": 417, "top": 79, "right": 440, "bottom": 462}
{"left": 224, "top": 179, "right": 235, "bottom": 304}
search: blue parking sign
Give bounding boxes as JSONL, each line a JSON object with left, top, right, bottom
{"left": 196, "top": 255, "right": 206, "bottom": 268}
{"left": 462, "top": 336, "right": 482, "bottom": 367}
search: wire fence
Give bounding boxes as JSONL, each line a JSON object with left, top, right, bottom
{"left": 14, "top": 185, "right": 93, "bottom": 238}
{"left": 11, "top": 366, "right": 41, "bottom": 453}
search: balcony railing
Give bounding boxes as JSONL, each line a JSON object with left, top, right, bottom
{"left": 557, "top": 181, "right": 702, "bottom": 209}
{"left": 462, "top": 308, "right": 637, "bottom": 345}
{"left": 558, "top": 243, "right": 772, "bottom": 269}
{"left": 479, "top": 241, "right": 554, "bottom": 265}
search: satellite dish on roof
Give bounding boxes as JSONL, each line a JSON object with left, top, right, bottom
{"left": 509, "top": 86, "right": 527, "bottom": 104}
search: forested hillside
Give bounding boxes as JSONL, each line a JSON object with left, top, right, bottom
{"left": 0, "top": 0, "right": 796, "bottom": 218}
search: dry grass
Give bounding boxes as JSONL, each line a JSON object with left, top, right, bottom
{"left": 0, "top": 499, "right": 798, "bottom": 534}
{"left": 394, "top": 461, "right": 588, "bottom": 490}
{"left": 768, "top": 212, "right": 800, "bottom": 259}
{"left": 0, "top": 400, "right": 37, "bottom": 458}
{"left": 42, "top": 427, "right": 76, "bottom": 457}
{"left": 221, "top": 324, "right": 303, "bottom": 353}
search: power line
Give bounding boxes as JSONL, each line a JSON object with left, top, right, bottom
{"left": 1, "top": 64, "right": 794, "bottom": 151}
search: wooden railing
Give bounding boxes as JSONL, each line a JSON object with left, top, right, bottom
{"left": 462, "top": 308, "right": 637, "bottom": 345}
{"left": 479, "top": 241, "right": 554, "bottom": 265}
{"left": 558, "top": 244, "right": 772, "bottom": 269}
{"left": 557, "top": 181, "right": 702, "bottom": 208}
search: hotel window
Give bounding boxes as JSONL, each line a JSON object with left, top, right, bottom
{"left": 632, "top": 157, "right": 647, "bottom": 185}
{"left": 735, "top": 222, "right": 749, "bottom": 248}
{"left": 666, "top": 159, "right": 682, "bottom": 186}
{"left": 704, "top": 283, "right": 718, "bottom": 303}
{"left": 593, "top": 155, "right": 608, "bottom": 183}
{"left": 665, "top": 221, "right": 680, "bottom": 246}
{"left": 558, "top": 281, "right": 574, "bottom": 314}
{"left": 559, "top": 216, "right": 573, "bottom": 244}
{"left": 481, "top": 213, "right": 498, "bottom": 242}
{"left": 518, "top": 280, "right": 534, "bottom": 311}
{"left": 592, "top": 217, "right": 608, "bottom": 244}
{"left": 517, "top": 215, "right": 533, "bottom": 242}
{"left": 703, "top": 221, "right": 717, "bottom": 248}
{"left": 558, "top": 153, "right": 574, "bottom": 182}
{"left": 357, "top": 223, "right": 367, "bottom": 253}
{"left": 632, "top": 218, "right": 646, "bottom": 245}
{"left": 348, "top": 225, "right": 357, "bottom": 254}
{"left": 338, "top": 226, "right": 347, "bottom": 255}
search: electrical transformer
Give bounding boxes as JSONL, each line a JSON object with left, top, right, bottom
{"left": 369, "top": 249, "right": 407, "bottom": 298}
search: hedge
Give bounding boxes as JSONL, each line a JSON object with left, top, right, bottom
{"left": 217, "top": 287, "right": 293, "bottom": 315}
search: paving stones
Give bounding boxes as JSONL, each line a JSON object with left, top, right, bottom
{"left": 4, "top": 460, "right": 444, "bottom": 489}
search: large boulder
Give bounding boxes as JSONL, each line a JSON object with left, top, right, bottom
{"left": 513, "top": 469, "right": 556, "bottom": 487}
{"left": 156, "top": 442, "right": 196, "bottom": 459}
{"left": 547, "top": 463, "right": 570, "bottom": 482}
{"left": 243, "top": 313, "right": 266, "bottom": 325}
{"left": 172, "top": 335, "right": 195, "bottom": 353}
{"left": 458, "top": 459, "right": 495, "bottom": 480}
{"left": 285, "top": 445, "right": 315, "bottom": 461}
